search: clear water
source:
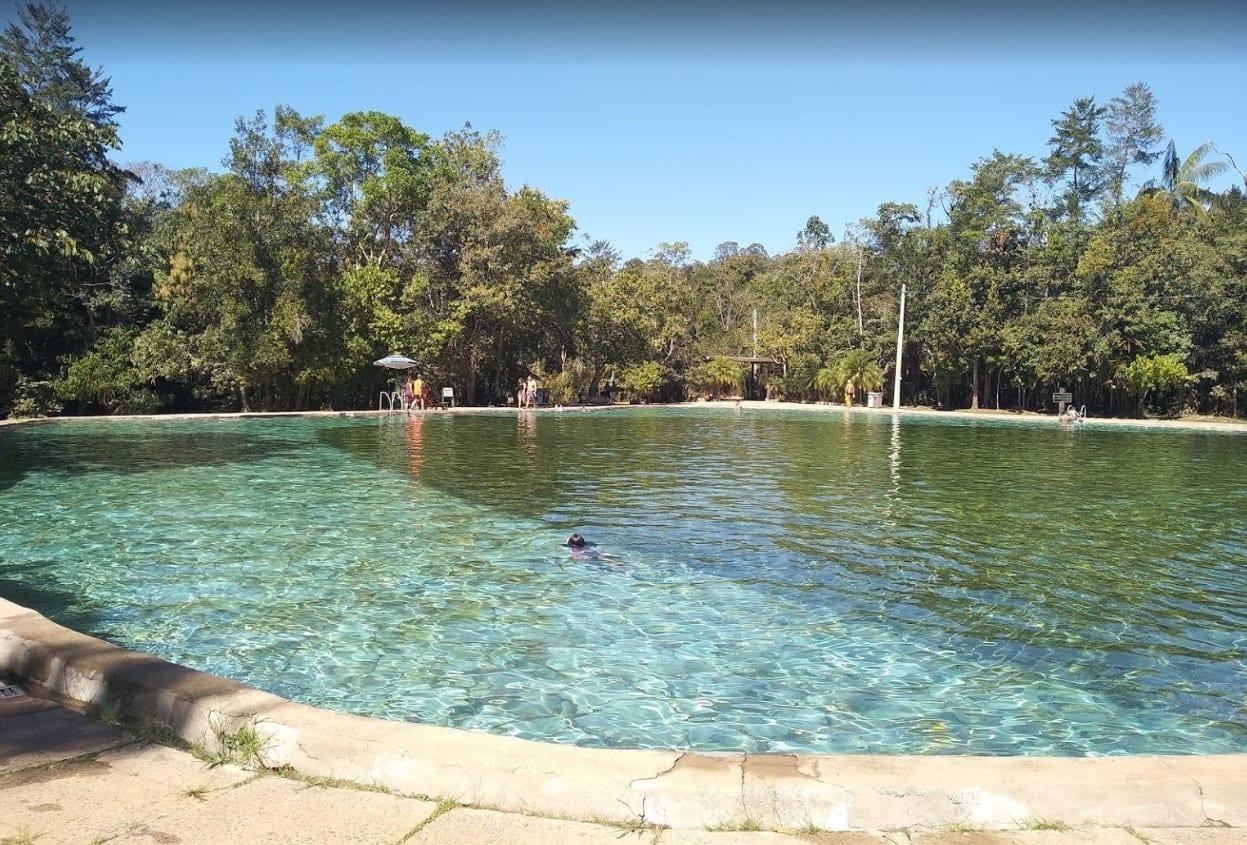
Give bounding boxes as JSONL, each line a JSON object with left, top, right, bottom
{"left": 1, "top": 408, "right": 1244, "bottom": 756}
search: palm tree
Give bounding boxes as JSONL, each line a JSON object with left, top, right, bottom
{"left": 1140, "top": 140, "right": 1228, "bottom": 216}
{"left": 704, "top": 357, "right": 745, "bottom": 398}
{"left": 812, "top": 366, "right": 839, "bottom": 401}
{"left": 833, "top": 349, "right": 884, "bottom": 406}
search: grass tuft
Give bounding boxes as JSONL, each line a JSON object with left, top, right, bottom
{"left": 1, "top": 824, "right": 44, "bottom": 845}
{"left": 271, "top": 766, "right": 393, "bottom": 795}
{"left": 706, "top": 818, "right": 765, "bottom": 832}
{"left": 195, "top": 719, "right": 273, "bottom": 769}
{"left": 390, "top": 799, "right": 460, "bottom": 845}
{"left": 941, "top": 821, "right": 983, "bottom": 833}
{"left": 1023, "top": 818, "right": 1071, "bottom": 831}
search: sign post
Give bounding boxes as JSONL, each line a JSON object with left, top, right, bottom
{"left": 1053, "top": 388, "right": 1073, "bottom": 416}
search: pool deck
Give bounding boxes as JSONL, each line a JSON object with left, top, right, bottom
{"left": 2, "top": 598, "right": 1244, "bottom": 843}
{"left": 1, "top": 398, "right": 1246, "bottom": 434}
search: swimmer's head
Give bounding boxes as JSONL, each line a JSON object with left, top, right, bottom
{"left": 566, "top": 533, "right": 586, "bottom": 548}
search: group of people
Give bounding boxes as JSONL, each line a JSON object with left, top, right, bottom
{"left": 401, "top": 375, "right": 430, "bottom": 410}
{"left": 516, "top": 374, "right": 540, "bottom": 408}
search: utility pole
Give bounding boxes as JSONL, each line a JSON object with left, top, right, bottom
{"left": 892, "top": 284, "right": 906, "bottom": 410}
{"left": 854, "top": 244, "right": 864, "bottom": 336}
{"left": 752, "top": 309, "right": 759, "bottom": 399}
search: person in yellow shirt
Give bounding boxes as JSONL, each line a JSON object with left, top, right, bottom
{"left": 412, "top": 375, "right": 425, "bottom": 410}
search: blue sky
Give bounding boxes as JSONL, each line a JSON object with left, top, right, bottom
{"left": 14, "top": 1, "right": 1246, "bottom": 260}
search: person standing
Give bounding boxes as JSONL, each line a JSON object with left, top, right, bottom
{"left": 412, "top": 374, "right": 425, "bottom": 410}
{"left": 526, "top": 374, "right": 539, "bottom": 408}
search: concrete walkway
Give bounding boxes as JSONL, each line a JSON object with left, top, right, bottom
{"left": 2, "top": 689, "right": 1243, "bottom": 845}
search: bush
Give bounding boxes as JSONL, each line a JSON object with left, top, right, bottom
{"left": 685, "top": 357, "right": 745, "bottom": 399}
{"left": 545, "top": 359, "right": 593, "bottom": 405}
{"left": 8, "top": 376, "right": 63, "bottom": 418}
{"left": 57, "top": 328, "right": 167, "bottom": 414}
{"left": 1120, "top": 353, "right": 1191, "bottom": 416}
{"left": 769, "top": 353, "right": 820, "bottom": 402}
{"left": 618, "top": 361, "right": 664, "bottom": 402}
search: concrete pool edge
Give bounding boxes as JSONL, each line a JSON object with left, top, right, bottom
{"left": 2, "top": 400, "right": 1246, "bottom": 434}
{"left": 1, "top": 598, "right": 1243, "bottom": 833}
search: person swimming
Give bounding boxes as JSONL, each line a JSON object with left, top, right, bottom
{"left": 563, "top": 532, "right": 627, "bottom": 572}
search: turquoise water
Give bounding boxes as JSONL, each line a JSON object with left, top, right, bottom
{"left": 0, "top": 408, "right": 1244, "bottom": 755}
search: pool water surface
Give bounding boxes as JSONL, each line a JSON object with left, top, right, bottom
{"left": 0, "top": 408, "right": 1244, "bottom": 755}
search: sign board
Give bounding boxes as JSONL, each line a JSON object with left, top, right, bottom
{"left": 1052, "top": 392, "right": 1073, "bottom": 404}
{"left": 442, "top": 387, "right": 454, "bottom": 399}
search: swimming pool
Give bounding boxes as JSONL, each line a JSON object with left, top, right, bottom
{"left": 1, "top": 408, "right": 1243, "bottom": 755}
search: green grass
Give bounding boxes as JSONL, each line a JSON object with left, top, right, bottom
{"left": 87, "top": 696, "right": 125, "bottom": 728}
{"left": 390, "top": 799, "right": 460, "bottom": 845}
{"left": 192, "top": 720, "right": 273, "bottom": 769}
{"left": 1122, "top": 827, "right": 1154, "bottom": 844}
{"left": 706, "top": 818, "right": 765, "bottom": 832}
{"left": 1022, "top": 818, "right": 1071, "bottom": 831}
{"left": 271, "top": 766, "right": 394, "bottom": 795}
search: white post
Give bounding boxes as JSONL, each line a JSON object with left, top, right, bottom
{"left": 892, "top": 284, "right": 906, "bottom": 410}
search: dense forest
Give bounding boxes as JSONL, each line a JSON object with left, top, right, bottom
{"left": 3, "top": 5, "right": 1245, "bottom": 419}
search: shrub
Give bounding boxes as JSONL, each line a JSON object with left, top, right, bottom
{"left": 685, "top": 357, "right": 745, "bottom": 399}
{"left": 618, "top": 361, "right": 664, "bottom": 402}
{"left": 56, "top": 328, "right": 166, "bottom": 414}
{"left": 1120, "top": 353, "right": 1191, "bottom": 416}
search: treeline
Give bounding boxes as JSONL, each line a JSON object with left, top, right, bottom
{"left": 2, "top": 4, "right": 1246, "bottom": 419}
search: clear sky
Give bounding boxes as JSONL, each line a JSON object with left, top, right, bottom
{"left": 12, "top": 0, "right": 1246, "bottom": 260}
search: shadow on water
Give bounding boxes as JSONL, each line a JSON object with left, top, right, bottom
{"left": 0, "top": 571, "right": 106, "bottom": 636}
{"left": 0, "top": 429, "right": 303, "bottom": 493}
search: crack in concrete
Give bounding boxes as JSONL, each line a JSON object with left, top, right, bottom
{"left": 738, "top": 752, "right": 748, "bottom": 815}
{"left": 1159, "top": 759, "right": 1223, "bottom": 826}
{"left": 628, "top": 751, "right": 686, "bottom": 789}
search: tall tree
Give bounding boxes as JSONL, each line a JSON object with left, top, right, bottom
{"left": 0, "top": 3, "right": 121, "bottom": 129}
{"left": 1104, "top": 82, "right": 1165, "bottom": 208}
{"left": 0, "top": 56, "right": 127, "bottom": 412}
{"left": 795, "top": 215, "right": 832, "bottom": 251}
{"left": 1045, "top": 96, "right": 1107, "bottom": 220}
{"left": 1140, "top": 140, "right": 1229, "bottom": 217}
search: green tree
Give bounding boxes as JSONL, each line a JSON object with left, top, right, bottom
{"left": 833, "top": 349, "right": 883, "bottom": 406}
{"left": 1140, "top": 140, "right": 1229, "bottom": 217}
{"left": 1120, "top": 353, "right": 1191, "bottom": 416}
{"left": 1045, "top": 96, "right": 1107, "bottom": 220}
{"left": 686, "top": 357, "right": 745, "bottom": 398}
{"left": 1103, "top": 82, "right": 1164, "bottom": 208}
{"left": 0, "top": 3, "right": 121, "bottom": 128}
{"left": 0, "top": 56, "right": 127, "bottom": 413}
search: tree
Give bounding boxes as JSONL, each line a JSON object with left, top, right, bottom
{"left": 1140, "top": 140, "right": 1229, "bottom": 217}
{"left": 0, "top": 3, "right": 121, "bottom": 128}
{"left": 312, "top": 110, "right": 429, "bottom": 268}
{"left": 686, "top": 357, "right": 745, "bottom": 398}
{"left": 618, "top": 361, "right": 664, "bottom": 402}
{"left": 833, "top": 349, "right": 883, "bottom": 406}
{"left": 0, "top": 56, "right": 128, "bottom": 413}
{"left": 1045, "top": 96, "right": 1107, "bottom": 220}
{"left": 1120, "top": 353, "right": 1190, "bottom": 416}
{"left": 795, "top": 215, "right": 832, "bottom": 251}
{"left": 812, "top": 365, "right": 839, "bottom": 400}
{"left": 151, "top": 108, "right": 336, "bottom": 411}
{"left": 1104, "top": 82, "right": 1164, "bottom": 207}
